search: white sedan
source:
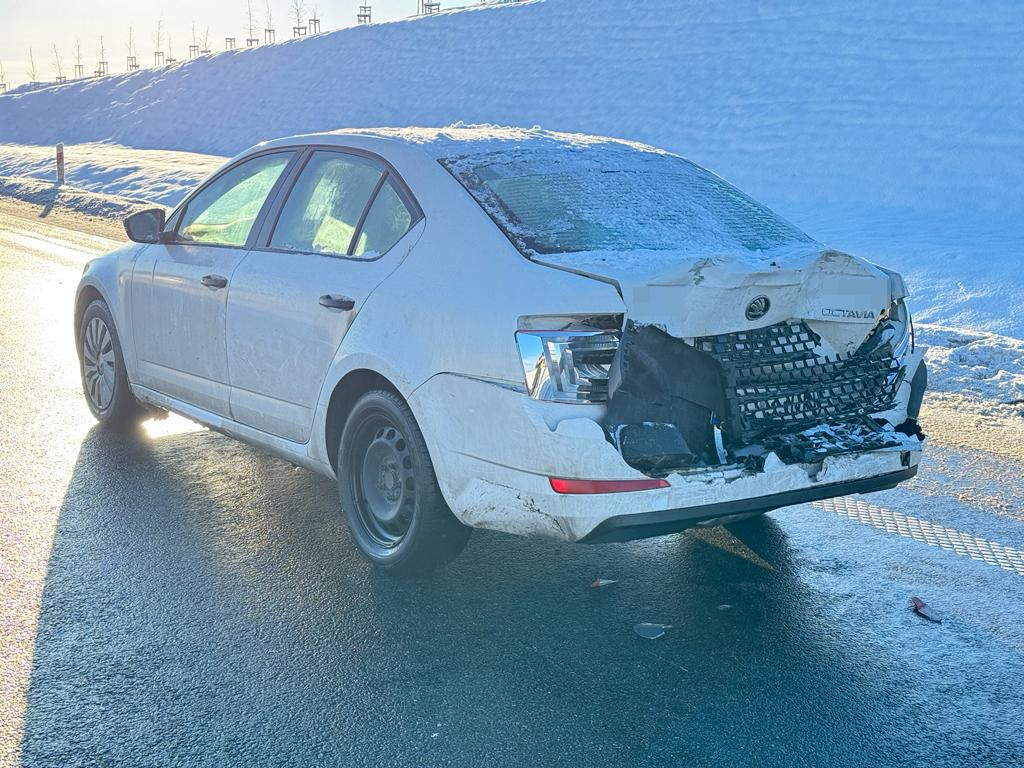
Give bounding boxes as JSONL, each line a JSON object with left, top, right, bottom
{"left": 75, "top": 126, "right": 926, "bottom": 572}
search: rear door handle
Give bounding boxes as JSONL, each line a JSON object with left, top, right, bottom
{"left": 319, "top": 294, "right": 355, "bottom": 311}
{"left": 201, "top": 274, "right": 228, "bottom": 289}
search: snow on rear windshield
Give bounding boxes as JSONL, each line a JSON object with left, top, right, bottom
{"left": 440, "top": 143, "right": 813, "bottom": 258}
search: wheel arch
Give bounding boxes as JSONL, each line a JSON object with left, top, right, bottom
{"left": 324, "top": 368, "right": 404, "bottom": 473}
{"left": 74, "top": 282, "right": 108, "bottom": 344}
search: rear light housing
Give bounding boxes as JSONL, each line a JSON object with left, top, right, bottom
{"left": 549, "top": 477, "right": 670, "bottom": 494}
{"left": 516, "top": 330, "right": 619, "bottom": 403}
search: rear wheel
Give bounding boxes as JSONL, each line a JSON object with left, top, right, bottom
{"left": 337, "top": 389, "right": 470, "bottom": 573}
{"left": 78, "top": 299, "right": 146, "bottom": 428}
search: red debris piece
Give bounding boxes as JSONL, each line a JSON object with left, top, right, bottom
{"left": 911, "top": 596, "right": 942, "bottom": 623}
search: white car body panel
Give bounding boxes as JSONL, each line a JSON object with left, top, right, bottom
{"left": 130, "top": 241, "right": 250, "bottom": 416}
{"left": 585, "top": 248, "right": 897, "bottom": 357}
{"left": 76, "top": 126, "right": 926, "bottom": 545}
{"left": 225, "top": 221, "right": 425, "bottom": 443}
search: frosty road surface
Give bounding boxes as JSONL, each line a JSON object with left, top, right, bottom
{"left": 1, "top": 199, "right": 1022, "bottom": 766}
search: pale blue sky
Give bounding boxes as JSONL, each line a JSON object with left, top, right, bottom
{"left": 0, "top": 0, "right": 422, "bottom": 86}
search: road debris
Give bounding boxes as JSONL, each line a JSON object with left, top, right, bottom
{"left": 590, "top": 578, "right": 618, "bottom": 589}
{"left": 911, "top": 596, "right": 943, "bottom": 623}
{"left": 634, "top": 622, "right": 672, "bottom": 640}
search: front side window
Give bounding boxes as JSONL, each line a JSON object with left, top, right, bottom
{"left": 178, "top": 152, "right": 294, "bottom": 247}
{"left": 270, "top": 151, "right": 383, "bottom": 257}
{"left": 351, "top": 179, "right": 415, "bottom": 258}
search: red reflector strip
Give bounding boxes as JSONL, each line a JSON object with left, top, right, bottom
{"left": 549, "top": 477, "right": 670, "bottom": 494}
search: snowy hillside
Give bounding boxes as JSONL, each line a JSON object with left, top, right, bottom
{"left": 2, "top": 1, "right": 1021, "bottom": 217}
{"left": 0, "top": 0, "right": 1021, "bottom": 338}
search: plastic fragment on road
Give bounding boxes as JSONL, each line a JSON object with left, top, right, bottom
{"left": 590, "top": 578, "right": 618, "bottom": 588}
{"left": 634, "top": 622, "right": 672, "bottom": 640}
{"left": 911, "top": 596, "right": 942, "bottom": 623}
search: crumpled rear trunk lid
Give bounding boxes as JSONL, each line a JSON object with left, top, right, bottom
{"left": 534, "top": 246, "right": 901, "bottom": 358}
{"left": 534, "top": 246, "right": 916, "bottom": 474}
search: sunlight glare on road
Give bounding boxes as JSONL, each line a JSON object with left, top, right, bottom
{"left": 141, "top": 413, "right": 205, "bottom": 440}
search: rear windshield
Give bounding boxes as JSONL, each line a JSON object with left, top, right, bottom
{"left": 440, "top": 144, "right": 813, "bottom": 257}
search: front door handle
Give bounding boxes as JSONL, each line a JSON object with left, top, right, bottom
{"left": 201, "top": 274, "right": 228, "bottom": 289}
{"left": 319, "top": 294, "right": 356, "bottom": 311}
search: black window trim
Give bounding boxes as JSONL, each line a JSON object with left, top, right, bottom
{"left": 164, "top": 148, "right": 303, "bottom": 251}
{"left": 251, "top": 144, "right": 424, "bottom": 263}
{"left": 348, "top": 171, "right": 390, "bottom": 256}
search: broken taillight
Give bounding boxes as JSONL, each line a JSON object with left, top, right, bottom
{"left": 516, "top": 330, "right": 619, "bottom": 403}
{"left": 549, "top": 477, "right": 669, "bottom": 494}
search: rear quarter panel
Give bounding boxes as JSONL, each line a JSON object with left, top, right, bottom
{"left": 307, "top": 141, "right": 626, "bottom": 470}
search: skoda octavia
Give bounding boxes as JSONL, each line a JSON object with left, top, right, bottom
{"left": 75, "top": 126, "right": 927, "bottom": 572}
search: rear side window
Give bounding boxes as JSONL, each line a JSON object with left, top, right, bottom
{"left": 352, "top": 179, "right": 414, "bottom": 258}
{"left": 271, "top": 151, "right": 382, "bottom": 257}
{"left": 178, "top": 152, "right": 293, "bottom": 247}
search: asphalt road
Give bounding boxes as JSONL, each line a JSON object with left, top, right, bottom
{"left": 1, "top": 198, "right": 1023, "bottom": 768}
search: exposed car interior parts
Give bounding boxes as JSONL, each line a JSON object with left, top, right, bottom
{"left": 697, "top": 319, "right": 903, "bottom": 444}
{"left": 605, "top": 316, "right": 913, "bottom": 474}
{"left": 604, "top": 321, "right": 727, "bottom": 471}
{"left": 897, "top": 362, "right": 928, "bottom": 438}
{"left": 759, "top": 421, "right": 906, "bottom": 466}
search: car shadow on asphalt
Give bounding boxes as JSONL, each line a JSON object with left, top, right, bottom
{"left": 19, "top": 423, "right": 944, "bottom": 767}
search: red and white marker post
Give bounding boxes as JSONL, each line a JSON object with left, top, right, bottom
{"left": 56, "top": 143, "right": 65, "bottom": 185}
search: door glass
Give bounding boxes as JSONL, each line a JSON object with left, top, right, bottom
{"left": 270, "top": 151, "right": 383, "bottom": 257}
{"left": 352, "top": 179, "right": 415, "bottom": 258}
{"left": 178, "top": 152, "right": 294, "bottom": 247}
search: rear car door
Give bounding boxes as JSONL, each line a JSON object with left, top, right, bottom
{"left": 225, "top": 148, "right": 421, "bottom": 443}
{"left": 130, "top": 150, "right": 296, "bottom": 416}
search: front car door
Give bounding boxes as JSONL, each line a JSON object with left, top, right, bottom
{"left": 225, "top": 148, "right": 422, "bottom": 443}
{"left": 130, "top": 150, "right": 297, "bottom": 416}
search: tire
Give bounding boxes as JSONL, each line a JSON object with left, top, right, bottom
{"left": 337, "top": 389, "right": 470, "bottom": 573}
{"left": 78, "top": 299, "right": 146, "bottom": 428}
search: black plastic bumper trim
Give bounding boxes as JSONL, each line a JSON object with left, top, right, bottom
{"left": 580, "top": 464, "right": 918, "bottom": 544}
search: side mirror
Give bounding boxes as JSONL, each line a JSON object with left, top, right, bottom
{"left": 124, "top": 208, "right": 168, "bottom": 244}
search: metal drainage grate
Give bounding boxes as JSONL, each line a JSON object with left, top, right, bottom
{"left": 816, "top": 496, "right": 1024, "bottom": 577}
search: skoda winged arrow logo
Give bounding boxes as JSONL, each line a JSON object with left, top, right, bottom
{"left": 745, "top": 295, "right": 771, "bottom": 321}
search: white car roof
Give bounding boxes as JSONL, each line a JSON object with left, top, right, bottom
{"left": 255, "top": 124, "right": 672, "bottom": 162}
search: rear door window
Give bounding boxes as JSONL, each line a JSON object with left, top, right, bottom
{"left": 270, "top": 151, "right": 383, "bottom": 257}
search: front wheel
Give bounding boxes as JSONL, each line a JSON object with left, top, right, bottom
{"left": 337, "top": 389, "right": 470, "bottom": 573}
{"left": 78, "top": 299, "right": 146, "bottom": 428}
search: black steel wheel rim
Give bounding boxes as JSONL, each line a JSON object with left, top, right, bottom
{"left": 349, "top": 409, "right": 416, "bottom": 550}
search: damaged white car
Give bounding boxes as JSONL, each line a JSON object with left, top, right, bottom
{"left": 75, "top": 126, "right": 926, "bottom": 572}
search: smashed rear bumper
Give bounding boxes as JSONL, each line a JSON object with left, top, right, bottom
{"left": 409, "top": 373, "right": 923, "bottom": 543}
{"left": 581, "top": 463, "right": 916, "bottom": 543}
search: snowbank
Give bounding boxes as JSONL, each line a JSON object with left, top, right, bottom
{"left": 0, "top": 143, "right": 223, "bottom": 206}
{"left": 919, "top": 325, "right": 1024, "bottom": 407}
{"left": 0, "top": 176, "right": 148, "bottom": 220}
